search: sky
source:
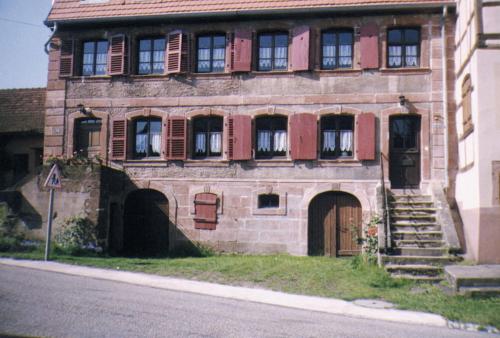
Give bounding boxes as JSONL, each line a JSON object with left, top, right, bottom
{"left": 0, "top": 0, "right": 53, "bottom": 89}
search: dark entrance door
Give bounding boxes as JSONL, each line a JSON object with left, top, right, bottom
{"left": 308, "top": 192, "right": 362, "bottom": 257}
{"left": 123, "top": 189, "right": 169, "bottom": 256}
{"left": 389, "top": 115, "right": 421, "bottom": 189}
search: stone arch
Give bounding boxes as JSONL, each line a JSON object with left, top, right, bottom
{"left": 250, "top": 106, "right": 294, "bottom": 117}
{"left": 315, "top": 106, "right": 362, "bottom": 116}
{"left": 186, "top": 108, "right": 228, "bottom": 119}
{"left": 67, "top": 110, "right": 109, "bottom": 161}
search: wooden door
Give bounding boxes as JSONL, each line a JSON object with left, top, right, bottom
{"left": 308, "top": 192, "right": 362, "bottom": 256}
{"left": 389, "top": 116, "right": 421, "bottom": 189}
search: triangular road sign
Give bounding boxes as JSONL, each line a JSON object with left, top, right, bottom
{"left": 44, "top": 164, "right": 63, "bottom": 189}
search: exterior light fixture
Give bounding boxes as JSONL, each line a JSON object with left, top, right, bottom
{"left": 76, "top": 104, "right": 92, "bottom": 115}
{"left": 399, "top": 95, "right": 407, "bottom": 107}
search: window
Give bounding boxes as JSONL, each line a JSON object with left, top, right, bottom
{"left": 192, "top": 116, "right": 223, "bottom": 158}
{"left": 258, "top": 194, "right": 279, "bottom": 208}
{"left": 320, "top": 115, "right": 354, "bottom": 159}
{"left": 462, "top": 75, "right": 473, "bottom": 136}
{"left": 321, "top": 30, "right": 353, "bottom": 69}
{"left": 134, "top": 118, "right": 162, "bottom": 158}
{"left": 138, "top": 38, "right": 166, "bottom": 75}
{"left": 75, "top": 118, "right": 102, "bottom": 156}
{"left": 255, "top": 116, "right": 287, "bottom": 158}
{"left": 258, "top": 33, "right": 288, "bottom": 71}
{"left": 197, "top": 35, "right": 226, "bottom": 73}
{"left": 387, "top": 28, "right": 420, "bottom": 68}
{"left": 82, "top": 40, "right": 108, "bottom": 76}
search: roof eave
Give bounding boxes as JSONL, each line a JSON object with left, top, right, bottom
{"left": 44, "top": 2, "right": 455, "bottom": 27}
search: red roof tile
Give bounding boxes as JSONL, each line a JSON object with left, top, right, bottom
{"left": 0, "top": 88, "right": 46, "bottom": 134}
{"left": 47, "top": 0, "right": 455, "bottom": 23}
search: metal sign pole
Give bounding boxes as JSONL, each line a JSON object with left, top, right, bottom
{"left": 44, "top": 188, "right": 55, "bottom": 261}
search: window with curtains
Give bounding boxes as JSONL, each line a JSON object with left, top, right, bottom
{"left": 75, "top": 118, "right": 101, "bottom": 157}
{"left": 258, "top": 32, "right": 288, "bottom": 71}
{"left": 320, "top": 115, "right": 354, "bottom": 159}
{"left": 387, "top": 28, "right": 420, "bottom": 68}
{"left": 134, "top": 118, "right": 162, "bottom": 158}
{"left": 82, "top": 40, "right": 108, "bottom": 76}
{"left": 321, "top": 30, "right": 353, "bottom": 70}
{"left": 255, "top": 116, "right": 287, "bottom": 159}
{"left": 197, "top": 34, "right": 226, "bottom": 73}
{"left": 137, "top": 37, "right": 165, "bottom": 75}
{"left": 192, "top": 116, "right": 223, "bottom": 158}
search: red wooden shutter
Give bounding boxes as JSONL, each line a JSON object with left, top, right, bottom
{"left": 111, "top": 119, "right": 127, "bottom": 160}
{"left": 228, "top": 115, "right": 252, "bottom": 160}
{"left": 109, "top": 34, "right": 127, "bottom": 75}
{"left": 290, "top": 113, "right": 317, "bottom": 160}
{"left": 292, "top": 26, "right": 310, "bottom": 71}
{"left": 356, "top": 113, "right": 376, "bottom": 160}
{"left": 59, "top": 39, "right": 74, "bottom": 77}
{"left": 166, "top": 116, "right": 187, "bottom": 160}
{"left": 166, "top": 30, "right": 189, "bottom": 74}
{"left": 360, "top": 24, "right": 379, "bottom": 69}
{"left": 232, "top": 30, "right": 252, "bottom": 72}
{"left": 194, "top": 193, "right": 218, "bottom": 230}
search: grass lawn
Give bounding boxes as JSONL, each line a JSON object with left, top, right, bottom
{"left": 1, "top": 249, "right": 499, "bottom": 330}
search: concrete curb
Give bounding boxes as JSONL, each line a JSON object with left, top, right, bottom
{"left": 0, "top": 258, "right": 447, "bottom": 327}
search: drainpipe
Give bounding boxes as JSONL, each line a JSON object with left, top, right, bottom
{"left": 44, "top": 23, "right": 57, "bottom": 55}
{"left": 441, "top": 6, "right": 449, "bottom": 189}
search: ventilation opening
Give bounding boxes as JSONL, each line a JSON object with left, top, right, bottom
{"left": 258, "top": 194, "right": 279, "bottom": 208}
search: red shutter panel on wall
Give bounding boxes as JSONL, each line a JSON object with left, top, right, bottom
{"left": 59, "top": 39, "right": 74, "bottom": 77}
{"left": 194, "top": 193, "right": 218, "bottom": 230}
{"left": 111, "top": 119, "right": 127, "bottom": 160}
{"left": 356, "top": 112, "right": 376, "bottom": 161}
{"left": 292, "top": 26, "right": 310, "bottom": 71}
{"left": 360, "top": 24, "right": 379, "bottom": 69}
{"left": 232, "top": 30, "right": 252, "bottom": 72}
{"left": 228, "top": 115, "right": 252, "bottom": 160}
{"left": 109, "top": 34, "right": 127, "bottom": 75}
{"left": 166, "top": 30, "right": 189, "bottom": 74}
{"left": 290, "top": 113, "right": 317, "bottom": 160}
{"left": 166, "top": 116, "right": 187, "bottom": 160}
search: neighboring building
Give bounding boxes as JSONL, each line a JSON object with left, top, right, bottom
{"left": 0, "top": 88, "right": 45, "bottom": 190}
{"left": 43, "top": 0, "right": 459, "bottom": 257}
{"left": 454, "top": 0, "right": 500, "bottom": 263}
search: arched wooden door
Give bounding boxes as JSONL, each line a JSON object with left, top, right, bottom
{"left": 308, "top": 192, "right": 362, "bottom": 257}
{"left": 123, "top": 189, "right": 169, "bottom": 256}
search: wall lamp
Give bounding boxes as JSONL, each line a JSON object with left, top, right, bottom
{"left": 76, "top": 104, "right": 92, "bottom": 115}
{"left": 399, "top": 95, "right": 407, "bottom": 107}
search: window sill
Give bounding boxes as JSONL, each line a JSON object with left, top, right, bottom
{"left": 188, "top": 72, "right": 232, "bottom": 78}
{"left": 130, "top": 74, "right": 169, "bottom": 79}
{"left": 68, "top": 76, "right": 112, "bottom": 82}
{"left": 250, "top": 71, "right": 293, "bottom": 77}
{"left": 124, "top": 159, "right": 167, "bottom": 167}
{"left": 316, "top": 159, "right": 363, "bottom": 167}
{"left": 315, "top": 69, "right": 362, "bottom": 76}
{"left": 184, "top": 160, "right": 229, "bottom": 167}
{"left": 247, "top": 159, "right": 293, "bottom": 167}
{"left": 380, "top": 67, "right": 431, "bottom": 74}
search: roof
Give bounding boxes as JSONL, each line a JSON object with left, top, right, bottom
{"left": 46, "top": 0, "right": 455, "bottom": 24}
{"left": 0, "top": 88, "right": 46, "bottom": 135}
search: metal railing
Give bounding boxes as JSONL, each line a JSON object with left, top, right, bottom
{"left": 380, "top": 152, "right": 392, "bottom": 251}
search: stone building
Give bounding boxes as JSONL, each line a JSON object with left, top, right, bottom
{"left": 453, "top": 0, "right": 500, "bottom": 263}
{"left": 43, "top": 0, "right": 461, "bottom": 259}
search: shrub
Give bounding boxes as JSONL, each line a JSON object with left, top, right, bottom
{"left": 0, "top": 203, "right": 25, "bottom": 252}
{"left": 54, "top": 215, "right": 101, "bottom": 255}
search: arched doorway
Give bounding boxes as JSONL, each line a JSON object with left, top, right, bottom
{"left": 123, "top": 189, "right": 169, "bottom": 256}
{"left": 308, "top": 191, "right": 362, "bottom": 257}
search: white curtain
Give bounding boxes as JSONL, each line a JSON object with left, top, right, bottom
{"left": 213, "top": 48, "right": 225, "bottom": 60}
{"left": 339, "top": 45, "right": 352, "bottom": 67}
{"left": 210, "top": 132, "right": 222, "bottom": 153}
{"left": 257, "top": 130, "right": 271, "bottom": 152}
{"left": 323, "top": 45, "right": 335, "bottom": 58}
{"left": 405, "top": 46, "right": 418, "bottom": 66}
{"left": 340, "top": 130, "right": 353, "bottom": 152}
{"left": 274, "top": 47, "right": 288, "bottom": 68}
{"left": 388, "top": 46, "right": 402, "bottom": 66}
{"left": 273, "top": 130, "right": 287, "bottom": 152}
{"left": 323, "top": 131, "right": 336, "bottom": 151}
{"left": 153, "top": 50, "right": 164, "bottom": 63}
{"left": 151, "top": 132, "right": 161, "bottom": 154}
{"left": 198, "top": 49, "right": 210, "bottom": 60}
{"left": 135, "top": 134, "right": 148, "bottom": 153}
{"left": 195, "top": 133, "right": 206, "bottom": 153}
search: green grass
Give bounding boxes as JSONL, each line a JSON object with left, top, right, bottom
{"left": 1, "top": 249, "right": 499, "bottom": 329}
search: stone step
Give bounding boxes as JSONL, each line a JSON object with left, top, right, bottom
{"left": 392, "top": 275, "right": 443, "bottom": 282}
{"left": 392, "top": 247, "right": 448, "bottom": 256}
{"left": 390, "top": 195, "right": 433, "bottom": 203}
{"left": 445, "top": 265, "right": 500, "bottom": 290}
{"left": 457, "top": 286, "right": 500, "bottom": 297}
{"left": 391, "top": 214, "right": 437, "bottom": 221}
{"left": 390, "top": 201, "right": 434, "bottom": 207}
{"left": 381, "top": 255, "right": 462, "bottom": 266}
{"left": 392, "top": 231, "right": 443, "bottom": 241}
{"left": 394, "top": 240, "right": 445, "bottom": 248}
{"left": 391, "top": 208, "right": 437, "bottom": 214}
{"left": 386, "top": 264, "right": 443, "bottom": 277}
{"left": 392, "top": 223, "right": 441, "bottom": 232}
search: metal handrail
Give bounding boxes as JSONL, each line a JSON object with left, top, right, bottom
{"left": 380, "top": 152, "right": 391, "bottom": 251}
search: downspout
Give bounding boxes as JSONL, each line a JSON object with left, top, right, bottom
{"left": 44, "top": 23, "right": 57, "bottom": 55}
{"left": 441, "top": 6, "right": 449, "bottom": 188}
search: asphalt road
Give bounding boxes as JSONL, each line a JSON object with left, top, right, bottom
{"left": 0, "top": 265, "right": 492, "bottom": 338}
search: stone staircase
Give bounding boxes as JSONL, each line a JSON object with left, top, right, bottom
{"left": 381, "top": 192, "right": 462, "bottom": 281}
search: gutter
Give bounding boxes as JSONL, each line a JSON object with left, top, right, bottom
{"left": 441, "top": 6, "right": 450, "bottom": 187}
{"left": 44, "top": 2, "right": 456, "bottom": 27}
{"left": 44, "top": 22, "right": 57, "bottom": 55}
